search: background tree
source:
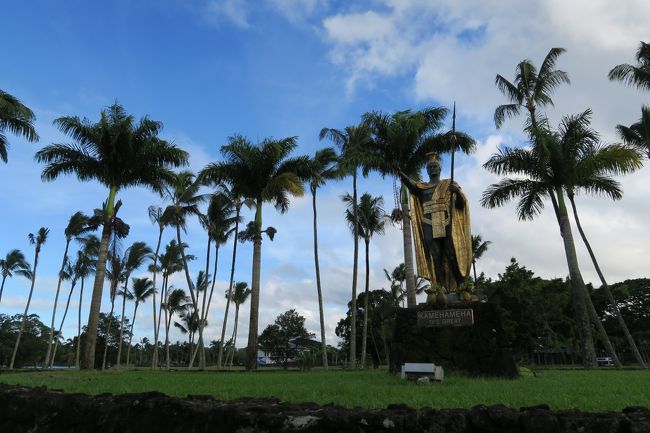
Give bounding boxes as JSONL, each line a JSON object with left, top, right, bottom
{"left": 608, "top": 41, "right": 650, "bottom": 91}
{"left": 35, "top": 103, "right": 188, "bottom": 369}
{"left": 0, "top": 89, "right": 38, "bottom": 163}
{"left": 164, "top": 288, "right": 190, "bottom": 367}
{"left": 202, "top": 134, "right": 309, "bottom": 370}
{"left": 226, "top": 281, "right": 251, "bottom": 367}
{"left": 616, "top": 107, "right": 650, "bottom": 159}
{"left": 126, "top": 277, "right": 155, "bottom": 367}
{"left": 471, "top": 235, "right": 492, "bottom": 283}
{"left": 319, "top": 124, "right": 372, "bottom": 365}
{"left": 306, "top": 147, "right": 338, "bottom": 369}
{"left": 0, "top": 314, "right": 49, "bottom": 368}
{"left": 10, "top": 227, "right": 49, "bottom": 369}
{"left": 343, "top": 192, "right": 386, "bottom": 367}
{"left": 0, "top": 250, "right": 31, "bottom": 305}
{"left": 259, "top": 309, "right": 314, "bottom": 369}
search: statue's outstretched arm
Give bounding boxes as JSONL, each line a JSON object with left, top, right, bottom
{"left": 396, "top": 169, "right": 419, "bottom": 193}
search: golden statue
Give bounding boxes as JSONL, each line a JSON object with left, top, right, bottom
{"left": 398, "top": 153, "right": 472, "bottom": 292}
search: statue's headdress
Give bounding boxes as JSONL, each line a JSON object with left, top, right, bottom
{"left": 426, "top": 152, "right": 440, "bottom": 166}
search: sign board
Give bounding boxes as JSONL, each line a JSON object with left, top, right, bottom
{"left": 417, "top": 309, "right": 474, "bottom": 327}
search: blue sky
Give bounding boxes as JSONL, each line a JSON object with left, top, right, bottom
{"left": 1, "top": 0, "right": 649, "bottom": 349}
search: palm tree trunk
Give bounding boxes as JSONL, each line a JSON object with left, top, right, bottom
{"left": 361, "top": 238, "right": 370, "bottom": 367}
{"left": 126, "top": 303, "right": 139, "bottom": 368}
{"left": 0, "top": 275, "right": 7, "bottom": 305}
{"left": 191, "top": 236, "right": 211, "bottom": 370}
{"left": 350, "top": 171, "right": 359, "bottom": 367}
{"left": 83, "top": 185, "right": 116, "bottom": 370}
{"left": 45, "top": 240, "right": 71, "bottom": 367}
{"left": 585, "top": 291, "right": 622, "bottom": 367}
{"left": 218, "top": 203, "right": 241, "bottom": 369}
{"left": 246, "top": 200, "right": 263, "bottom": 371}
{"left": 76, "top": 278, "right": 85, "bottom": 369}
{"left": 9, "top": 246, "right": 41, "bottom": 369}
{"left": 555, "top": 188, "right": 597, "bottom": 368}
{"left": 176, "top": 223, "right": 204, "bottom": 369}
{"left": 569, "top": 195, "right": 646, "bottom": 368}
{"left": 101, "top": 295, "right": 116, "bottom": 370}
{"left": 50, "top": 278, "right": 78, "bottom": 367}
{"left": 400, "top": 182, "right": 417, "bottom": 308}
{"left": 311, "top": 188, "right": 329, "bottom": 369}
{"left": 157, "top": 274, "right": 168, "bottom": 368}
{"left": 202, "top": 244, "right": 219, "bottom": 367}
{"left": 116, "top": 278, "right": 131, "bottom": 368}
{"left": 228, "top": 304, "right": 240, "bottom": 367}
{"left": 151, "top": 227, "right": 163, "bottom": 370}
{"left": 472, "top": 261, "right": 478, "bottom": 283}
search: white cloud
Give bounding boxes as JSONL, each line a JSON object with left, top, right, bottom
{"left": 205, "top": 0, "right": 251, "bottom": 28}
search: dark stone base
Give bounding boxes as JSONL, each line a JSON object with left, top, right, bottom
{"left": 390, "top": 302, "right": 518, "bottom": 378}
{"left": 1, "top": 384, "right": 649, "bottom": 433}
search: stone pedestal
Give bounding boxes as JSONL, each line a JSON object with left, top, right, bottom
{"left": 389, "top": 302, "right": 518, "bottom": 378}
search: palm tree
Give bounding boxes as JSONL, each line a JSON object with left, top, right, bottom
{"left": 35, "top": 103, "right": 188, "bottom": 369}
{"left": 319, "top": 125, "right": 372, "bottom": 366}
{"left": 494, "top": 47, "right": 570, "bottom": 129}
{"left": 471, "top": 235, "right": 492, "bottom": 283}
{"left": 384, "top": 264, "right": 406, "bottom": 307}
{"left": 75, "top": 236, "right": 99, "bottom": 368}
{"left": 0, "top": 249, "right": 31, "bottom": 305}
{"left": 48, "top": 260, "right": 74, "bottom": 367}
{"left": 164, "top": 288, "right": 190, "bottom": 367}
{"left": 10, "top": 227, "right": 49, "bottom": 369}
{"left": 343, "top": 193, "right": 386, "bottom": 367}
{"left": 306, "top": 147, "right": 339, "bottom": 369}
{"left": 198, "top": 190, "right": 239, "bottom": 369}
{"left": 616, "top": 106, "right": 650, "bottom": 159}
{"left": 480, "top": 113, "right": 613, "bottom": 368}
{"left": 126, "top": 277, "right": 155, "bottom": 367}
{"left": 201, "top": 134, "right": 309, "bottom": 370}
{"left": 116, "top": 242, "right": 152, "bottom": 367}
{"left": 189, "top": 270, "right": 210, "bottom": 367}
{"left": 163, "top": 170, "right": 208, "bottom": 368}
{"left": 226, "top": 282, "right": 251, "bottom": 367}
{"left": 608, "top": 41, "right": 650, "bottom": 90}
{"left": 362, "top": 108, "right": 475, "bottom": 307}
{"left": 45, "top": 211, "right": 92, "bottom": 367}
{"left": 0, "top": 89, "right": 38, "bottom": 163}
{"left": 102, "top": 251, "right": 125, "bottom": 370}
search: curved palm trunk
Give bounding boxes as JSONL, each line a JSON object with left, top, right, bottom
{"left": 151, "top": 226, "right": 164, "bottom": 370}
{"left": 585, "top": 289, "right": 622, "bottom": 367}
{"left": 101, "top": 295, "right": 116, "bottom": 370}
{"left": 202, "top": 244, "right": 219, "bottom": 367}
{"left": 45, "top": 240, "right": 71, "bottom": 366}
{"left": 227, "top": 304, "right": 241, "bottom": 367}
{"left": 9, "top": 246, "right": 41, "bottom": 369}
{"left": 569, "top": 195, "right": 646, "bottom": 368}
{"left": 76, "top": 277, "right": 85, "bottom": 369}
{"left": 50, "top": 278, "right": 78, "bottom": 367}
{"left": 82, "top": 186, "right": 116, "bottom": 370}
{"left": 400, "top": 182, "right": 417, "bottom": 308}
{"left": 126, "top": 302, "right": 140, "bottom": 368}
{"left": 360, "top": 238, "right": 370, "bottom": 367}
{"left": 176, "top": 223, "right": 203, "bottom": 369}
{"left": 312, "top": 188, "right": 329, "bottom": 369}
{"left": 156, "top": 273, "right": 168, "bottom": 367}
{"left": 0, "top": 275, "right": 8, "bottom": 305}
{"left": 219, "top": 204, "right": 241, "bottom": 369}
{"left": 555, "top": 189, "right": 597, "bottom": 368}
{"left": 116, "top": 278, "right": 131, "bottom": 368}
{"left": 190, "top": 236, "right": 212, "bottom": 370}
{"left": 246, "top": 201, "right": 263, "bottom": 371}
{"left": 350, "top": 171, "right": 359, "bottom": 367}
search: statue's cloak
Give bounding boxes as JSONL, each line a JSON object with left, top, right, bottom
{"left": 410, "top": 178, "right": 472, "bottom": 291}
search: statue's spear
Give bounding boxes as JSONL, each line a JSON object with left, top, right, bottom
{"left": 448, "top": 102, "right": 457, "bottom": 230}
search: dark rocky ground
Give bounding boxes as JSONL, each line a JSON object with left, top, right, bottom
{"left": 1, "top": 383, "right": 649, "bottom": 432}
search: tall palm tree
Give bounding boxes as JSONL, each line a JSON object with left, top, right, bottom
{"left": 48, "top": 260, "right": 74, "bottom": 367}
{"left": 45, "top": 211, "right": 92, "bottom": 367}
{"left": 164, "top": 288, "right": 190, "bottom": 367}
{"left": 189, "top": 270, "right": 210, "bottom": 367}
{"left": 480, "top": 113, "right": 614, "bottom": 368}
{"left": 471, "top": 235, "right": 492, "bottom": 283}
{"left": 198, "top": 190, "right": 239, "bottom": 369}
{"left": 116, "top": 242, "right": 152, "bottom": 367}
{"left": 163, "top": 170, "right": 208, "bottom": 368}
{"left": 343, "top": 193, "right": 386, "bottom": 367}
{"left": 126, "top": 277, "right": 155, "bottom": 368}
{"left": 201, "top": 134, "right": 310, "bottom": 370}
{"left": 35, "top": 103, "right": 188, "bottom": 369}
{"left": 0, "top": 249, "right": 31, "bottom": 305}
{"left": 494, "top": 48, "right": 570, "bottom": 129}
{"left": 226, "top": 281, "right": 251, "bottom": 367}
{"left": 557, "top": 111, "right": 646, "bottom": 367}
{"left": 102, "top": 251, "right": 125, "bottom": 370}
{"left": 147, "top": 205, "right": 172, "bottom": 369}
{"left": 319, "top": 125, "right": 372, "bottom": 366}
{"left": 616, "top": 106, "right": 650, "bottom": 159}
{"left": 0, "top": 89, "right": 38, "bottom": 163}
{"left": 362, "top": 108, "right": 475, "bottom": 307}
{"left": 306, "top": 147, "right": 339, "bottom": 369}
{"left": 608, "top": 41, "right": 650, "bottom": 90}
{"left": 10, "top": 227, "right": 49, "bottom": 369}
{"left": 75, "top": 235, "right": 99, "bottom": 368}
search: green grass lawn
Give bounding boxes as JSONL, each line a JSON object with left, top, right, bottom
{"left": 1, "top": 368, "right": 648, "bottom": 411}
